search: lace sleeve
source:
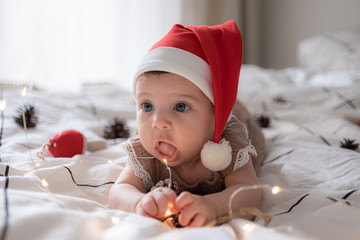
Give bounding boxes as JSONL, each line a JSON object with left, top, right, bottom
{"left": 220, "top": 115, "right": 258, "bottom": 175}
{"left": 121, "top": 138, "right": 154, "bottom": 190}
{"left": 234, "top": 143, "right": 257, "bottom": 171}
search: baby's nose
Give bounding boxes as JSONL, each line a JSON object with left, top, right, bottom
{"left": 152, "top": 113, "right": 172, "bottom": 129}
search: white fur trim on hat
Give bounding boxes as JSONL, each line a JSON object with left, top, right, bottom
{"left": 133, "top": 47, "right": 213, "bottom": 103}
{"left": 201, "top": 138, "right": 232, "bottom": 171}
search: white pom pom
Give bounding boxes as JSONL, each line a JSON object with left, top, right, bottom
{"left": 201, "top": 139, "right": 232, "bottom": 171}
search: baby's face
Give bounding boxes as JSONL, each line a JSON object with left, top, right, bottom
{"left": 135, "top": 72, "right": 214, "bottom": 168}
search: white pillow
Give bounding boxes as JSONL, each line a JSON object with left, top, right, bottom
{"left": 297, "top": 30, "right": 360, "bottom": 72}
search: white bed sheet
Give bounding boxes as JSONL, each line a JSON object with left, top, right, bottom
{"left": 1, "top": 65, "right": 360, "bottom": 240}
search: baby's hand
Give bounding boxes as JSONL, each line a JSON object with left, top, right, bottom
{"left": 135, "top": 187, "right": 178, "bottom": 219}
{"left": 175, "top": 192, "right": 217, "bottom": 227}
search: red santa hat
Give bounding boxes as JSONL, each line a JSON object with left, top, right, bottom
{"left": 133, "top": 20, "right": 242, "bottom": 171}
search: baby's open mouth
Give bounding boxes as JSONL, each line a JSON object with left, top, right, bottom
{"left": 156, "top": 141, "right": 177, "bottom": 161}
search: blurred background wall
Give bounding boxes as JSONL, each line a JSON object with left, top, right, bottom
{"left": 256, "top": 0, "right": 360, "bottom": 69}
{"left": 1, "top": 0, "right": 359, "bottom": 91}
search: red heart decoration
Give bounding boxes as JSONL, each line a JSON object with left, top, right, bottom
{"left": 48, "top": 130, "right": 85, "bottom": 157}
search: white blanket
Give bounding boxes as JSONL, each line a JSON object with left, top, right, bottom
{"left": 1, "top": 65, "right": 360, "bottom": 240}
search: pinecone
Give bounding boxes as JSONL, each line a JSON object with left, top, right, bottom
{"left": 103, "top": 117, "right": 130, "bottom": 139}
{"left": 14, "top": 104, "right": 38, "bottom": 128}
{"left": 254, "top": 114, "right": 271, "bottom": 128}
{"left": 340, "top": 138, "right": 359, "bottom": 151}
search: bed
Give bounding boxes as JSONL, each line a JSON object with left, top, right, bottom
{"left": 1, "top": 31, "right": 360, "bottom": 240}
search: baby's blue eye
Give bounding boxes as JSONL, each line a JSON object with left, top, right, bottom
{"left": 142, "top": 102, "right": 154, "bottom": 112}
{"left": 174, "top": 103, "right": 190, "bottom": 112}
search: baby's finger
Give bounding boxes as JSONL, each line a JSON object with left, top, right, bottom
{"left": 154, "top": 188, "right": 179, "bottom": 216}
{"left": 148, "top": 189, "right": 173, "bottom": 217}
{"left": 140, "top": 196, "right": 158, "bottom": 217}
{"left": 177, "top": 206, "right": 193, "bottom": 227}
{"left": 136, "top": 208, "right": 152, "bottom": 218}
{"left": 160, "top": 187, "right": 178, "bottom": 202}
{"left": 175, "top": 191, "right": 194, "bottom": 210}
{"left": 154, "top": 195, "right": 170, "bottom": 217}
{"left": 188, "top": 213, "right": 207, "bottom": 228}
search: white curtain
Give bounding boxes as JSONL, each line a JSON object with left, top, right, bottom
{"left": 0, "top": 0, "right": 241, "bottom": 92}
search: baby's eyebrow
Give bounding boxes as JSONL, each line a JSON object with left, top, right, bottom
{"left": 176, "top": 93, "right": 200, "bottom": 101}
{"left": 136, "top": 91, "right": 151, "bottom": 99}
{"left": 136, "top": 91, "right": 202, "bottom": 103}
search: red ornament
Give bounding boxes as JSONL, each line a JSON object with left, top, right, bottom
{"left": 48, "top": 130, "right": 86, "bottom": 157}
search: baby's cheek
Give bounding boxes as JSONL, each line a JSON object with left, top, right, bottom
{"left": 137, "top": 123, "right": 154, "bottom": 152}
{"left": 181, "top": 137, "right": 207, "bottom": 159}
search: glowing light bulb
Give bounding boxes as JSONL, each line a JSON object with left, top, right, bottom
{"left": 21, "top": 86, "right": 27, "bottom": 97}
{"left": 162, "top": 159, "right": 172, "bottom": 189}
{"left": 272, "top": 186, "right": 281, "bottom": 194}
{"left": 242, "top": 223, "right": 251, "bottom": 231}
{"left": 165, "top": 202, "right": 173, "bottom": 217}
{"left": 41, "top": 178, "right": 49, "bottom": 188}
{"left": 165, "top": 209, "right": 172, "bottom": 217}
{"left": 0, "top": 99, "right": 6, "bottom": 112}
{"left": 111, "top": 216, "right": 121, "bottom": 224}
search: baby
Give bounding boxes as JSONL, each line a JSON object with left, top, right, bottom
{"left": 109, "top": 20, "right": 265, "bottom": 227}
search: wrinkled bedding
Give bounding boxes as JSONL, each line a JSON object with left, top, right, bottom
{"left": 1, "top": 64, "right": 359, "bottom": 240}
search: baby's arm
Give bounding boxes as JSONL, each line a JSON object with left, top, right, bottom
{"left": 176, "top": 159, "right": 261, "bottom": 227}
{"left": 108, "top": 162, "right": 178, "bottom": 218}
